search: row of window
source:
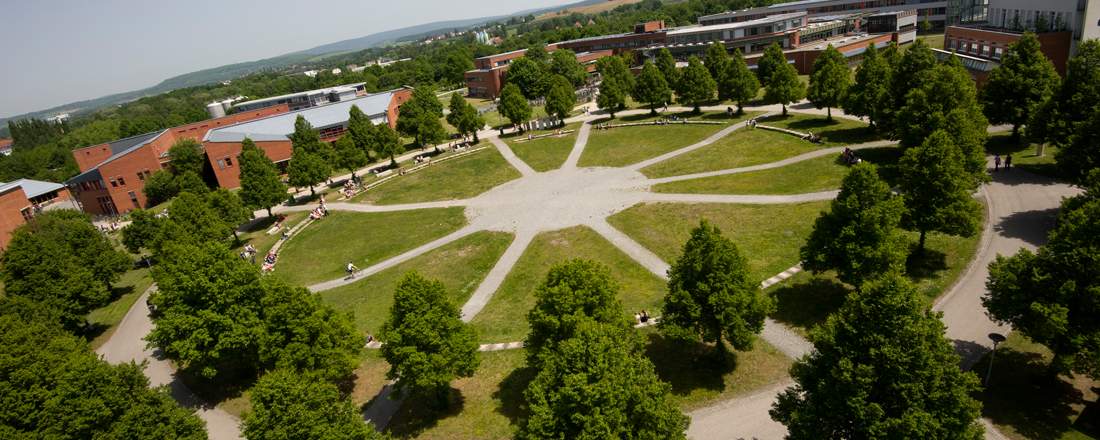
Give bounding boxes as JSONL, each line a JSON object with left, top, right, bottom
{"left": 947, "top": 38, "right": 1004, "bottom": 59}
{"left": 215, "top": 156, "right": 234, "bottom": 170}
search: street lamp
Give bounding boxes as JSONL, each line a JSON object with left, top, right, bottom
{"left": 985, "top": 332, "right": 1006, "bottom": 386}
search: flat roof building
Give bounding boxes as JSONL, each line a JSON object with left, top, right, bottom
{"left": 0, "top": 178, "right": 78, "bottom": 249}
{"left": 465, "top": 49, "right": 615, "bottom": 99}
{"left": 231, "top": 82, "right": 369, "bottom": 114}
{"left": 698, "top": 0, "right": 949, "bottom": 29}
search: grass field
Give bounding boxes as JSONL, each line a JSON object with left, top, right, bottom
{"left": 355, "top": 148, "right": 520, "bottom": 205}
{"left": 273, "top": 208, "right": 467, "bottom": 286}
{"left": 975, "top": 333, "right": 1100, "bottom": 440}
{"left": 86, "top": 267, "right": 154, "bottom": 349}
{"left": 470, "top": 226, "right": 668, "bottom": 343}
{"left": 608, "top": 201, "right": 829, "bottom": 283}
{"left": 578, "top": 112, "right": 743, "bottom": 168}
{"left": 642, "top": 120, "right": 828, "bottom": 178}
{"left": 985, "top": 133, "right": 1062, "bottom": 179}
{"left": 318, "top": 231, "right": 513, "bottom": 335}
{"left": 503, "top": 122, "right": 581, "bottom": 172}
{"left": 653, "top": 153, "right": 851, "bottom": 195}
{"left": 758, "top": 113, "right": 877, "bottom": 146}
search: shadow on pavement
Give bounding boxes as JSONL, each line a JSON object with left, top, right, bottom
{"left": 994, "top": 207, "right": 1060, "bottom": 248}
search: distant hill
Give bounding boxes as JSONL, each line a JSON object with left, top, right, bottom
{"left": 1, "top": 0, "right": 599, "bottom": 125}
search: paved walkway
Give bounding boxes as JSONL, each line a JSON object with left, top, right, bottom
{"left": 489, "top": 137, "right": 536, "bottom": 176}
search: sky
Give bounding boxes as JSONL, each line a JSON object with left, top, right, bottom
{"left": 0, "top": 0, "right": 576, "bottom": 119}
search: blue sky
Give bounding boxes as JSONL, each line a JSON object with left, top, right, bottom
{"left": 0, "top": 0, "right": 575, "bottom": 118}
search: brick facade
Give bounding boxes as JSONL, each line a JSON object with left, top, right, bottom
{"left": 0, "top": 183, "right": 73, "bottom": 249}
{"left": 945, "top": 26, "right": 1073, "bottom": 74}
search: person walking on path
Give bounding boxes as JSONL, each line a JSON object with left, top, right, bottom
{"left": 994, "top": 154, "right": 1002, "bottom": 171}
{"left": 1005, "top": 154, "right": 1013, "bottom": 170}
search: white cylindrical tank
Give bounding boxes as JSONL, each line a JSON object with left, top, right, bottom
{"left": 221, "top": 99, "right": 234, "bottom": 113}
{"left": 207, "top": 102, "right": 226, "bottom": 119}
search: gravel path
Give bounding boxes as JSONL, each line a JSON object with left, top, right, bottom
{"left": 489, "top": 136, "right": 536, "bottom": 176}
{"left": 562, "top": 121, "right": 592, "bottom": 169}
{"left": 459, "top": 231, "right": 535, "bottom": 320}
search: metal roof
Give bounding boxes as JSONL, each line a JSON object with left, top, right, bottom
{"left": 232, "top": 82, "right": 367, "bottom": 108}
{"left": 667, "top": 11, "right": 806, "bottom": 36}
{"left": 205, "top": 90, "right": 400, "bottom": 143}
{"left": 0, "top": 179, "right": 67, "bottom": 199}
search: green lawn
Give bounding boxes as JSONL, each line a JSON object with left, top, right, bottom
{"left": 642, "top": 124, "right": 822, "bottom": 178}
{"left": 759, "top": 113, "right": 877, "bottom": 146}
{"left": 975, "top": 332, "right": 1100, "bottom": 440}
{"left": 985, "top": 133, "right": 1062, "bottom": 179}
{"left": 273, "top": 208, "right": 467, "bottom": 286}
{"left": 354, "top": 148, "right": 520, "bottom": 205}
{"left": 387, "top": 350, "right": 526, "bottom": 439}
{"left": 318, "top": 231, "right": 513, "bottom": 335}
{"left": 503, "top": 122, "right": 581, "bottom": 172}
{"left": 236, "top": 212, "right": 308, "bottom": 257}
{"left": 86, "top": 267, "right": 154, "bottom": 349}
{"left": 470, "top": 226, "right": 668, "bottom": 343}
{"left": 578, "top": 112, "right": 743, "bottom": 168}
{"left": 608, "top": 202, "right": 829, "bottom": 283}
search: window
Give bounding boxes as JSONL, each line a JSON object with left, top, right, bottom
{"left": 137, "top": 172, "right": 144, "bottom": 181}
{"left": 225, "top": 157, "right": 233, "bottom": 167}
{"left": 994, "top": 47, "right": 1004, "bottom": 59}
{"left": 216, "top": 159, "right": 226, "bottom": 170}
{"left": 128, "top": 191, "right": 138, "bottom": 205}
{"left": 982, "top": 45, "right": 990, "bottom": 56}
{"left": 20, "top": 208, "right": 33, "bottom": 222}
{"left": 109, "top": 178, "right": 117, "bottom": 188}
{"left": 117, "top": 176, "right": 126, "bottom": 186}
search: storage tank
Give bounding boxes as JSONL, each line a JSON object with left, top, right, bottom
{"left": 206, "top": 102, "right": 226, "bottom": 119}
{"left": 221, "top": 99, "right": 234, "bottom": 113}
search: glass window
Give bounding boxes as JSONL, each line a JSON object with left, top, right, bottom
{"left": 994, "top": 47, "right": 1003, "bottom": 59}
{"left": 216, "top": 159, "right": 226, "bottom": 170}
{"left": 117, "top": 177, "right": 125, "bottom": 186}
{"left": 225, "top": 157, "right": 233, "bottom": 167}
{"left": 109, "top": 179, "right": 117, "bottom": 188}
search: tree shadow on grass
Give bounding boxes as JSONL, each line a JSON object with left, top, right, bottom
{"left": 385, "top": 387, "right": 467, "bottom": 438}
{"left": 644, "top": 333, "right": 737, "bottom": 398}
{"left": 174, "top": 364, "right": 256, "bottom": 412}
{"left": 770, "top": 276, "right": 850, "bottom": 334}
{"left": 493, "top": 365, "right": 537, "bottom": 425}
{"left": 905, "top": 245, "right": 948, "bottom": 281}
{"left": 976, "top": 348, "right": 1088, "bottom": 440}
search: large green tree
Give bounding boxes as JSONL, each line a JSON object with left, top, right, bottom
{"left": 1, "top": 210, "right": 130, "bottom": 330}
{"left": 396, "top": 87, "right": 446, "bottom": 149}
{"left": 507, "top": 56, "right": 550, "bottom": 99}
{"left": 518, "top": 319, "right": 689, "bottom": 440}
{"left": 370, "top": 121, "right": 404, "bottom": 167}
{"left": 167, "top": 138, "right": 206, "bottom": 178}
{"left": 347, "top": 104, "right": 375, "bottom": 162}
{"left": 898, "top": 130, "right": 983, "bottom": 252}
{"left": 887, "top": 37, "right": 937, "bottom": 132}
{"left": 1028, "top": 39, "right": 1100, "bottom": 148}
{"left": 801, "top": 162, "right": 906, "bottom": 286}
{"left": 660, "top": 220, "right": 774, "bottom": 355}
{"left": 237, "top": 138, "right": 287, "bottom": 217}
{"left": 500, "top": 83, "right": 533, "bottom": 131}
{"left": 524, "top": 259, "right": 628, "bottom": 362}
{"left": 704, "top": 42, "right": 731, "bottom": 85}
{"left": 984, "top": 170, "right": 1100, "bottom": 379}
{"left": 677, "top": 56, "right": 717, "bottom": 113}
{"left": 719, "top": 48, "right": 760, "bottom": 115}
{"left": 632, "top": 60, "right": 673, "bottom": 115}
{"left": 655, "top": 47, "right": 680, "bottom": 89}
{"left": 1056, "top": 106, "right": 1100, "bottom": 184}
{"left": 771, "top": 272, "right": 984, "bottom": 439}
{"left": 843, "top": 43, "right": 891, "bottom": 129}
{"left": 765, "top": 57, "right": 806, "bottom": 116}
{"left": 807, "top": 45, "right": 851, "bottom": 121}
{"left": 755, "top": 43, "right": 787, "bottom": 87}
{"left": 550, "top": 48, "right": 587, "bottom": 87}
{"left": 142, "top": 170, "right": 179, "bottom": 206}
{"left": 981, "top": 33, "right": 1060, "bottom": 141}
{"left": 545, "top": 75, "right": 577, "bottom": 125}
{"left": 287, "top": 116, "right": 332, "bottom": 196}
{"left": 380, "top": 272, "right": 479, "bottom": 407}
{"left": 331, "top": 136, "right": 368, "bottom": 178}
{"left": 206, "top": 188, "right": 252, "bottom": 242}
{"left": 596, "top": 55, "right": 634, "bottom": 118}
{"left": 242, "top": 370, "right": 382, "bottom": 440}
{"left": 447, "top": 92, "right": 485, "bottom": 143}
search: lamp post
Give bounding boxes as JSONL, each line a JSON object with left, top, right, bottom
{"left": 985, "top": 332, "right": 1006, "bottom": 386}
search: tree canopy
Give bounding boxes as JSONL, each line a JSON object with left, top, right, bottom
{"left": 1056, "top": 106, "right": 1100, "bottom": 184}
{"left": 764, "top": 55, "right": 805, "bottom": 115}
{"left": 633, "top": 60, "right": 673, "bottom": 115}
{"left": 447, "top": 92, "right": 485, "bottom": 143}
{"left": 676, "top": 56, "right": 717, "bottom": 113}
{"left": 242, "top": 370, "right": 383, "bottom": 440}
{"left": 237, "top": 138, "right": 287, "bottom": 217}
{"left": 771, "top": 272, "right": 984, "bottom": 439}
{"left": 500, "top": 83, "right": 533, "bottom": 130}
{"left": 843, "top": 43, "right": 891, "bottom": 129}
{"left": 507, "top": 56, "right": 551, "bottom": 100}
{"left": 755, "top": 43, "right": 787, "bottom": 88}
{"left": 596, "top": 55, "right": 634, "bottom": 118}
{"left": 807, "top": 45, "right": 851, "bottom": 120}
{"left": 167, "top": 138, "right": 206, "bottom": 178}
{"left": 550, "top": 48, "right": 587, "bottom": 87}
{"left": 1028, "top": 39, "right": 1100, "bottom": 147}
{"left": 545, "top": 75, "right": 577, "bottom": 125}
{"left": 396, "top": 87, "right": 446, "bottom": 148}
{"left": 524, "top": 259, "right": 628, "bottom": 362}
{"left": 980, "top": 32, "right": 1060, "bottom": 140}
{"left": 898, "top": 130, "right": 983, "bottom": 252}
{"left": 719, "top": 48, "right": 760, "bottom": 114}
{"left": 655, "top": 47, "right": 680, "bottom": 89}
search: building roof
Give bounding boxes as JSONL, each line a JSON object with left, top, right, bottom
{"left": 553, "top": 31, "right": 638, "bottom": 46}
{"left": 205, "top": 89, "right": 402, "bottom": 143}
{"left": 666, "top": 11, "right": 806, "bottom": 36}
{"left": 66, "top": 130, "right": 167, "bottom": 185}
{"left": 0, "top": 139, "right": 12, "bottom": 149}
{"left": 232, "top": 82, "right": 367, "bottom": 109}
{"left": 0, "top": 179, "right": 66, "bottom": 199}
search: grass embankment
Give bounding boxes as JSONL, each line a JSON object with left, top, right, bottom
{"left": 578, "top": 111, "right": 743, "bottom": 168}
{"left": 470, "top": 226, "right": 666, "bottom": 343}
{"left": 355, "top": 148, "right": 520, "bottom": 205}
{"left": 273, "top": 208, "right": 467, "bottom": 286}
{"left": 86, "top": 267, "right": 154, "bottom": 349}
{"left": 985, "top": 133, "right": 1062, "bottom": 179}
{"left": 503, "top": 122, "right": 581, "bottom": 172}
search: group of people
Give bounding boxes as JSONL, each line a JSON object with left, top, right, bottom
{"left": 748, "top": 117, "right": 760, "bottom": 128}
{"left": 635, "top": 310, "right": 653, "bottom": 324}
{"left": 841, "top": 147, "right": 862, "bottom": 165}
{"left": 802, "top": 131, "right": 821, "bottom": 143}
{"left": 309, "top": 197, "right": 328, "bottom": 220}
{"left": 240, "top": 243, "right": 258, "bottom": 264}
{"left": 261, "top": 250, "right": 278, "bottom": 273}
{"left": 341, "top": 180, "right": 359, "bottom": 199}
{"left": 994, "top": 154, "right": 1013, "bottom": 171}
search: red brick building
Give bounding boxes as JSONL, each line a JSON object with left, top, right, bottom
{"left": 944, "top": 26, "right": 1073, "bottom": 74}
{"left": 202, "top": 87, "right": 412, "bottom": 189}
{"left": 66, "top": 106, "right": 289, "bottom": 215}
{"left": 0, "top": 179, "right": 77, "bottom": 249}
{"left": 0, "top": 139, "right": 12, "bottom": 156}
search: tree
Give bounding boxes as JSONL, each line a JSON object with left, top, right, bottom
{"left": 981, "top": 33, "right": 1060, "bottom": 141}
{"left": 843, "top": 43, "right": 891, "bottom": 129}
{"left": 1029, "top": 40, "right": 1100, "bottom": 148}
{"left": 525, "top": 44, "right": 550, "bottom": 64}
{"left": 896, "top": 58, "right": 989, "bottom": 180}
{"left": 1, "top": 211, "right": 130, "bottom": 330}
{"left": 676, "top": 56, "right": 717, "bottom": 113}
{"left": 167, "top": 138, "right": 206, "bottom": 178}
{"left": 499, "top": 83, "right": 533, "bottom": 131}
{"left": 447, "top": 92, "right": 485, "bottom": 143}
{"left": 771, "top": 272, "right": 984, "bottom": 439}
{"left": 984, "top": 170, "right": 1100, "bottom": 379}
{"left": 518, "top": 319, "right": 689, "bottom": 440}
{"left": 160, "top": 192, "right": 230, "bottom": 247}
{"left": 176, "top": 171, "right": 209, "bottom": 195}
{"left": 121, "top": 208, "right": 162, "bottom": 260}
{"left": 545, "top": 75, "right": 577, "bottom": 125}
{"left": 632, "top": 60, "right": 673, "bottom": 115}
{"left": 704, "top": 42, "right": 731, "bottom": 85}
{"left": 898, "top": 130, "right": 983, "bottom": 252}
{"left": 765, "top": 58, "right": 805, "bottom": 115}
{"left": 257, "top": 280, "right": 361, "bottom": 382}
{"left": 288, "top": 115, "right": 326, "bottom": 156}
{"left": 801, "top": 163, "right": 906, "bottom": 286}
{"left": 596, "top": 55, "right": 634, "bottom": 118}
{"left": 287, "top": 150, "right": 329, "bottom": 197}
{"left": 550, "top": 48, "right": 587, "bottom": 87}
{"left": 380, "top": 272, "right": 479, "bottom": 407}
{"left": 347, "top": 105, "right": 374, "bottom": 163}
{"left": 756, "top": 43, "right": 787, "bottom": 87}
{"left": 807, "top": 45, "right": 851, "bottom": 121}
{"left": 597, "top": 74, "right": 627, "bottom": 118}
{"left": 655, "top": 47, "right": 680, "bottom": 89}
{"left": 1057, "top": 106, "right": 1100, "bottom": 184}
{"left": 242, "top": 370, "right": 382, "bottom": 440}
{"left": 719, "top": 48, "right": 760, "bottom": 114}
{"left": 206, "top": 188, "right": 252, "bottom": 242}
{"left": 507, "top": 56, "right": 550, "bottom": 99}
{"left": 371, "top": 122, "right": 404, "bottom": 166}
{"left": 142, "top": 169, "right": 179, "bottom": 205}
{"left": 331, "top": 136, "right": 368, "bottom": 177}
{"left": 660, "top": 220, "right": 774, "bottom": 355}
{"left": 396, "top": 87, "right": 446, "bottom": 149}
{"left": 882, "top": 38, "right": 937, "bottom": 133}
{"left": 525, "top": 260, "right": 628, "bottom": 362}
{"left": 441, "top": 49, "right": 474, "bottom": 86}
{"left": 237, "top": 138, "right": 287, "bottom": 217}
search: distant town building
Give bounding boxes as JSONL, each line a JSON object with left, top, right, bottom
{"left": 0, "top": 178, "right": 78, "bottom": 248}
{"left": 0, "top": 139, "right": 12, "bottom": 156}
